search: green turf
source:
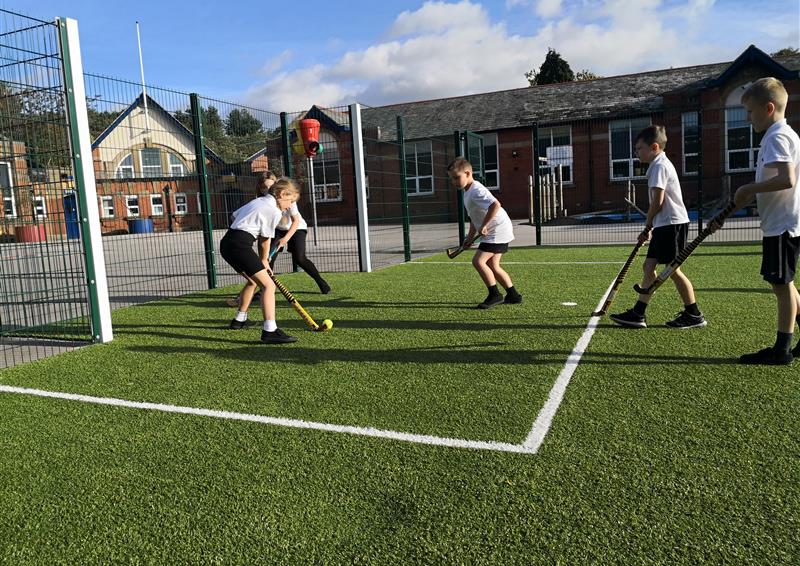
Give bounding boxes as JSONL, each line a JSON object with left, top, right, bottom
{"left": 1, "top": 244, "right": 797, "bottom": 564}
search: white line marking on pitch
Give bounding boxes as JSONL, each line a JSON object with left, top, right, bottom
{"left": 0, "top": 276, "right": 612, "bottom": 456}
{"left": 408, "top": 261, "right": 623, "bottom": 265}
{"left": 521, "top": 279, "right": 613, "bottom": 453}
{"left": 0, "top": 384, "right": 534, "bottom": 455}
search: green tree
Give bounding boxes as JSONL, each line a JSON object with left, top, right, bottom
{"left": 771, "top": 46, "right": 800, "bottom": 58}
{"left": 576, "top": 69, "right": 602, "bottom": 81}
{"left": 225, "top": 108, "right": 263, "bottom": 136}
{"left": 526, "top": 48, "right": 575, "bottom": 86}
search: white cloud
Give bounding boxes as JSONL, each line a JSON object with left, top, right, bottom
{"left": 240, "top": 0, "right": 799, "bottom": 111}
{"left": 258, "top": 50, "right": 292, "bottom": 76}
{"left": 536, "top": 0, "right": 563, "bottom": 18}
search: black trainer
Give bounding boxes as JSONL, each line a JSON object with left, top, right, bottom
{"left": 503, "top": 293, "right": 523, "bottom": 304}
{"left": 609, "top": 309, "right": 647, "bottom": 328}
{"left": 793, "top": 342, "right": 800, "bottom": 357}
{"left": 319, "top": 281, "right": 331, "bottom": 294}
{"left": 738, "top": 347, "right": 793, "bottom": 365}
{"left": 477, "top": 294, "right": 504, "bottom": 309}
{"left": 666, "top": 310, "right": 707, "bottom": 329}
{"left": 260, "top": 328, "right": 298, "bottom": 344}
{"left": 229, "top": 318, "right": 256, "bottom": 330}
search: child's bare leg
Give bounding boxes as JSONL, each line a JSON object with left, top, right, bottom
{"left": 237, "top": 276, "right": 259, "bottom": 312}
{"left": 472, "top": 251, "right": 496, "bottom": 287}
{"left": 487, "top": 254, "right": 512, "bottom": 289}
{"left": 251, "top": 271, "right": 277, "bottom": 321}
{"left": 669, "top": 267, "right": 697, "bottom": 306}
{"left": 774, "top": 282, "right": 798, "bottom": 334}
{"left": 638, "top": 258, "right": 659, "bottom": 304}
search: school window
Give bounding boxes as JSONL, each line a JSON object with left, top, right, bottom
{"left": 140, "top": 148, "right": 163, "bottom": 177}
{"left": 609, "top": 118, "right": 650, "bottom": 179}
{"left": 100, "top": 195, "right": 115, "bottom": 218}
{"left": 174, "top": 192, "right": 188, "bottom": 215}
{"left": 116, "top": 153, "right": 134, "bottom": 179}
{"left": 150, "top": 194, "right": 164, "bottom": 216}
{"left": 537, "top": 126, "right": 573, "bottom": 183}
{"left": 682, "top": 112, "right": 700, "bottom": 175}
{"left": 482, "top": 133, "right": 499, "bottom": 190}
{"left": 725, "top": 107, "right": 763, "bottom": 172}
{"left": 33, "top": 196, "right": 46, "bottom": 218}
{"left": 168, "top": 153, "right": 187, "bottom": 176}
{"left": 1, "top": 162, "right": 15, "bottom": 217}
{"left": 311, "top": 132, "right": 342, "bottom": 203}
{"left": 404, "top": 140, "right": 434, "bottom": 196}
{"left": 125, "top": 195, "right": 140, "bottom": 217}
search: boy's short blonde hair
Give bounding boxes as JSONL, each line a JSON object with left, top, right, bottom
{"left": 636, "top": 125, "right": 667, "bottom": 149}
{"left": 447, "top": 156, "right": 473, "bottom": 173}
{"left": 269, "top": 177, "right": 300, "bottom": 199}
{"left": 742, "top": 77, "right": 788, "bottom": 112}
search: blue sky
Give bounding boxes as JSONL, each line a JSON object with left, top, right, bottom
{"left": 20, "top": 0, "right": 800, "bottom": 111}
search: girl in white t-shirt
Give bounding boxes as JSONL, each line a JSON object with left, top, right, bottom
{"left": 219, "top": 175, "right": 299, "bottom": 344}
{"left": 447, "top": 157, "right": 522, "bottom": 309}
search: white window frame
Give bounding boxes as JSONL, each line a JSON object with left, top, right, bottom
{"left": 312, "top": 132, "right": 343, "bottom": 203}
{"left": 33, "top": 195, "right": 46, "bottom": 218}
{"left": 609, "top": 118, "right": 651, "bottom": 180}
{"left": 116, "top": 153, "right": 134, "bottom": 179}
{"left": 1, "top": 161, "right": 16, "bottom": 217}
{"left": 725, "top": 106, "right": 761, "bottom": 173}
{"left": 100, "top": 195, "right": 115, "bottom": 218}
{"left": 168, "top": 153, "right": 187, "bottom": 176}
{"left": 682, "top": 111, "right": 700, "bottom": 176}
{"left": 140, "top": 148, "right": 163, "bottom": 178}
{"left": 481, "top": 133, "right": 500, "bottom": 190}
{"left": 404, "top": 140, "right": 434, "bottom": 196}
{"left": 125, "top": 195, "right": 140, "bottom": 217}
{"left": 536, "top": 126, "right": 574, "bottom": 184}
{"left": 150, "top": 193, "right": 164, "bottom": 216}
{"left": 174, "top": 192, "right": 188, "bottom": 215}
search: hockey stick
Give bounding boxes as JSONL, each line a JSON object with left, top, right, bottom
{"left": 592, "top": 240, "right": 644, "bottom": 316}
{"left": 268, "top": 272, "right": 333, "bottom": 332}
{"left": 633, "top": 202, "right": 736, "bottom": 295}
{"left": 446, "top": 232, "right": 480, "bottom": 259}
{"left": 624, "top": 197, "right": 647, "bottom": 217}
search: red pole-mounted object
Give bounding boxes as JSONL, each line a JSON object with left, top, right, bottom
{"left": 299, "top": 118, "right": 321, "bottom": 157}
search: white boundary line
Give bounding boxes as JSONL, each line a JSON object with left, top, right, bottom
{"left": 522, "top": 280, "right": 613, "bottom": 453}
{"left": 407, "top": 261, "right": 623, "bottom": 265}
{"left": 0, "top": 279, "right": 614, "bottom": 456}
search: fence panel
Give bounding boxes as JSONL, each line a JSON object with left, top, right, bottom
{"left": 0, "top": 10, "right": 93, "bottom": 368}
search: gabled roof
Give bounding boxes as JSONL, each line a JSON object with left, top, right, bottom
{"left": 708, "top": 44, "right": 800, "bottom": 88}
{"left": 361, "top": 46, "right": 800, "bottom": 140}
{"left": 91, "top": 93, "right": 223, "bottom": 163}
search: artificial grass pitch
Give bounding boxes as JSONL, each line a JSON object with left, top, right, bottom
{"left": 0, "top": 244, "right": 797, "bottom": 564}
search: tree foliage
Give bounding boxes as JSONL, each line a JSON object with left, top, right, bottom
{"left": 225, "top": 109, "right": 262, "bottom": 137}
{"left": 576, "top": 69, "right": 602, "bottom": 81}
{"left": 526, "top": 48, "right": 575, "bottom": 86}
{"left": 770, "top": 46, "right": 800, "bottom": 58}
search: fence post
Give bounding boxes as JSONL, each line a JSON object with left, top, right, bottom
{"left": 696, "top": 108, "right": 704, "bottom": 232}
{"left": 453, "top": 130, "right": 466, "bottom": 244}
{"left": 349, "top": 103, "right": 371, "bottom": 272}
{"left": 280, "top": 112, "right": 293, "bottom": 178}
{"left": 532, "top": 123, "right": 542, "bottom": 245}
{"left": 58, "top": 17, "right": 113, "bottom": 343}
{"left": 397, "top": 116, "right": 411, "bottom": 262}
{"left": 190, "top": 93, "right": 217, "bottom": 289}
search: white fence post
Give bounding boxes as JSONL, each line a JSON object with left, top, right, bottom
{"left": 349, "top": 103, "right": 371, "bottom": 272}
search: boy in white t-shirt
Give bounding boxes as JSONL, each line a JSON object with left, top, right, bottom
{"left": 447, "top": 157, "right": 522, "bottom": 309}
{"left": 712, "top": 78, "right": 800, "bottom": 365}
{"left": 611, "top": 125, "right": 706, "bottom": 329}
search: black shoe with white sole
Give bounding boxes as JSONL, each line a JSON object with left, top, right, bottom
{"left": 665, "top": 310, "right": 707, "bottom": 329}
{"left": 609, "top": 309, "right": 647, "bottom": 328}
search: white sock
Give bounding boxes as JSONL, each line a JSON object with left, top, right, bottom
{"left": 235, "top": 311, "right": 247, "bottom": 322}
{"left": 263, "top": 320, "right": 277, "bottom": 332}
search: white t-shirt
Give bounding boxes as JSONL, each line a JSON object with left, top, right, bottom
{"left": 646, "top": 151, "right": 689, "bottom": 228}
{"left": 277, "top": 202, "right": 307, "bottom": 231}
{"left": 462, "top": 180, "right": 514, "bottom": 244}
{"left": 755, "top": 119, "right": 800, "bottom": 238}
{"left": 230, "top": 195, "right": 282, "bottom": 239}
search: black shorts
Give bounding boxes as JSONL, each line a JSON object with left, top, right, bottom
{"left": 761, "top": 232, "right": 800, "bottom": 284}
{"left": 220, "top": 229, "right": 264, "bottom": 277}
{"left": 478, "top": 242, "right": 509, "bottom": 254}
{"left": 647, "top": 223, "right": 688, "bottom": 264}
